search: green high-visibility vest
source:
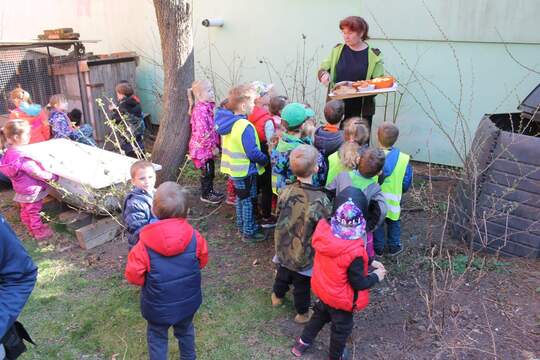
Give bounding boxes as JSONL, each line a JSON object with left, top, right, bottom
{"left": 380, "top": 151, "right": 410, "bottom": 220}
{"left": 326, "top": 151, "right": 347, "bottom": 186}
{"left": 220, "top": 119, "right": 265, "bottom": 177}
{"left": 348, "top": 171, "right": 377, "bottom": 190}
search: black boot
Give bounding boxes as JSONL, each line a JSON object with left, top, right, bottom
{"left": 200, "top": 175, "right": 222, "bottom": 204}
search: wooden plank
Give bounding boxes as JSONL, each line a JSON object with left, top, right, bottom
{"left": 20, "top": 139, "right": 161, "bottom": 189}
{"left": 58, "top": 210, "right": 93, "bottom": 232}
{"left": 75, "top": 217, "right": 122, "bottom": 250}
{"left": 42, "top": 195, "right": 66, "bottom": 213}
{"left": 43, "top": 28, "right": 74, "bottom": 35}
{"left": 50, "top": 61, "right": 89, "bottom": 76}
{"left": 329, "top": 83, "right": 398, "bottom": 100}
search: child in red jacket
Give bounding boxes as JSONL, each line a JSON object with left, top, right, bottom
{"left": 125, "top": 181, "right": 208, "bottom": 360}
{"left": 291, "top": 187, "right": 387, "bottom": 360}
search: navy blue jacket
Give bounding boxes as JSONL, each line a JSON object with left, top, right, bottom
{"left": 215, "top": 107, "right": 268, "bottom": 177}
{"left": 0, "top": 215, "right": 37, "bottom": 338}
{"left": 125, "top": 218, "right": 209, "bottom": 325}
{"left": 314, "top": 126, "right": 344, "bottom": 157}
{"left": 122, "top": 187, "right": 157, "bottom": 249}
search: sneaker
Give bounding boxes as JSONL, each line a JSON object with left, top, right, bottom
{"left": 260, "top": 216, "right": 277, "bottom": 228}
{"left": 242, "top": 230, "right": 267, "bottom": 243}
{"left": 294, "top": 309, "right": 313, "bottom": 324}
{"left": 291, "top": 337, "right": 310, "bottom": 357}
{"left": 336, "top": 347, "right": 350, "bottom": 360}
{"left": 33, "top": 226, "right": 53, "bottom": 241}
{"left": 210, "top": 189, "right": 225, "bottom": 199}
{"left": 200, "top": 192, "right": 223, "bottom": 205}
{"left": 387, "top": 245, "right": 404, "bottom": 257}
{"left": 271, "top": 292, "right": 283, "bottom": 307}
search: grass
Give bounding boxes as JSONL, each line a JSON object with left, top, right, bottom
{"left": 435, "top": 253, "right": 512, "bottom": 275}
{"left": 18, "top": 237, "right": 292, "bottom": 359}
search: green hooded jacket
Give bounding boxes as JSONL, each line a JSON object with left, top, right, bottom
{"left": 318, "top": 43, "right": 384, "bottom": 89}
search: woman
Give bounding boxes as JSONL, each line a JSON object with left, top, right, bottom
{"left": 318, "top": 16, "right": 384, "bottom": 130}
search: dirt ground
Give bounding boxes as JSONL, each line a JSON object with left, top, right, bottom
{"left": 1, "top": 162, "right": 539, "bottom": 360}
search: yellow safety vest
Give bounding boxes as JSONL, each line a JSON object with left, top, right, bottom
{"left": 348, "top": 171, "right": 377, "bottom": 190}
{"left": 380, "top": 151, "right": 410, "bottom": 221}
{"left": 326, "top": 152, "right": 347, "bottom": 186}
{"left": 220, "top": 119, "right": 265, "bottom": 177}
{"left": 271, "top": 173, "right": 279, "bottom": 195}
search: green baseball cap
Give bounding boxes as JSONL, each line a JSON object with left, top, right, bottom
{"left": 281, "top": 103, "right": 315, "bottom": 129}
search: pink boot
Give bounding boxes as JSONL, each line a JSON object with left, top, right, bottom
{"left": 226, "top": 178, "right": 236, "bottom": 205}
{"left": 33, "top": 225, "right": 53, "bottom": 241}
{"left": 21, "top": 200, "right": 52, "bottom": 240}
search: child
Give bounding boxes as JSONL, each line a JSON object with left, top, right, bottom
{"left": 8, "top": 87, "right": 50, "bottom": 144}
{"left": 267, "top": 95, "right": 288, "bottom": 213}
{"left": 374, "top": 122, "right": 413, "bottom": 256}
{"left": 187, "top": 79, "right": 224, "bottom": 204}
{"left": 48, "top": 95, "right": 96, "bottom": 146}
{"left": 327, "top": 148, "right": 388, "bottom": 260}
{"left": 48, "top": 94, "right": 74, "bottom": 139}
{"left": 122, "top": 160, "right": 158, "bottom": 250}
{"left": 0, "top": 120, "right": 58, "bottom": 240}
{"left": 313, "top": 99, "right": 345, "bottom": 159}
{"left": 218, "top": 98, "right": 237, "bottom": 206}
{"left": 326, "top": 118, "right": 369, "bottom": 185}
{"left": 110, "top": 82, "right": 145, "bottom": 158}
{"left": 66, "top": 108, "right": 96, "bottom": 146}
{"left": 248, "top": 82, "right": 277, "bottom": 227}
{"left": 291, "top": 189, "right": 387, "bottom": 360}
{"left": 125, "top": 181, "right": 208, "bottom": 360}
{"left": 271, "top": 145, "right": 332, "bottom": 324}
{"left": 268, "top": 95, "right": 288, "bottom": 143}
{"left": 215, "top": 84, "right": 268, "bottom": 242}
{"left": 271, "top": 103, "right": 327, "bottom": 195}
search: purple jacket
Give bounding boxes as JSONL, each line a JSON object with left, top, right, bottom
{"left": 0, "top": 146, "right": 57, "bottom": 199}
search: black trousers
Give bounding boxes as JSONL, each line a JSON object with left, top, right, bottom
{"left": 257, "top": 142, "right": 273, "bottom": 218}
{"left": 200, "top": 159, "right": 215, "bottom": 197}
{"left": 272, "top": 265, "right": 311, "bottom": 315}
{"left": 300, "top": 300, "right": 354, "bottom": 360}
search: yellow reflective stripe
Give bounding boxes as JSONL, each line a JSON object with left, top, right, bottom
{"left": 382, "top": 192, "right": 401, "bottom": 202}
{"left": 222, "top": 148, "right": 248, "bottom": 160}
{"left": 220, "top": 160, "right": 250, "bottom": 173}
{"left": 386, "top": 203, "right": 401, "bottom": 214}
{"left": 271, "top": 174, "right": 279, "bottom": 194}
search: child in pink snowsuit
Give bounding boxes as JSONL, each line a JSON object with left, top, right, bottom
{"left": 0, "top": 120, "right": 58, "bottom": 240}
{"left": 188, "top": 80, "right": 224, "bottom": 204}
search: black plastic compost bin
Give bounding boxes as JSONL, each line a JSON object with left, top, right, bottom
{"left": 452, "top": 84, "right": 540, "bottom": 258}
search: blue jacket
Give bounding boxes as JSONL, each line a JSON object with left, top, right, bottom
{"left": 0, "top": 215, "right": 37, "bottom": 338}
{"left": 382, "top": 147, "right": 413, "bottom": 192}
{"left": 122, "top": 187, "right": 157, "bottom": 249}
{"left": 215, "top": 107, "right": 268, "bottom": 177}
{"left": 125, "top": 218, "right": 209, "bottom": 325}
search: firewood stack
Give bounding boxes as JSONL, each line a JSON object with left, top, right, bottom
{"left": 38, "top": 28, "right": 80, "bottom": 40}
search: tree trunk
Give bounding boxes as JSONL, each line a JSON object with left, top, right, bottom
{"left": 152, "top": 0, "right": 194, "bottom": 183}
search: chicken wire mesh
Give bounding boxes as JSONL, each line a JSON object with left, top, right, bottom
{"left": 0, "top": 48, "right": 59, "bottom": 114}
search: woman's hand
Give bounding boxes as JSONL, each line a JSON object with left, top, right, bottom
{"left": 319, "top": 71, "right": 330, "bottom": 86}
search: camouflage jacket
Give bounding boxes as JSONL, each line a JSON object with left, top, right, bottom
{"left": 274, "top": 181, "right": 332, "bottom": 272}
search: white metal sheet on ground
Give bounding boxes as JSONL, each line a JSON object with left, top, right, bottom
{"left": 20, "top": 139, "right": 161, "bottom": 189}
